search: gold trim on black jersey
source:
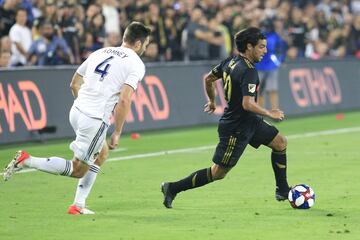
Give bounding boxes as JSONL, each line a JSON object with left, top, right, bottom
{"left": 243, "top": 58, "right": 254, "bottom": 69}
{"left": 222, "top": 59, "right": 239, "bottom": 102}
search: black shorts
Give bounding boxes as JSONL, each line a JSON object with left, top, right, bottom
{"left": 212, "top": 118, "right": 279, "bottom": 168}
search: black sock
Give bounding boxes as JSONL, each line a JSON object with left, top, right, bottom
{"left": 271, "top": 149, "right": 289, "bottom": 191}
{"left": 170, "top": 168, "right": 213, "bottom": 194}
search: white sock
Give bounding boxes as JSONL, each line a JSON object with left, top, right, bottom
{"left": 73, "top": 164, "right": 100, "bottom": 208}
{"left": 24, "top": 156, "right": 73, "bottom": 176}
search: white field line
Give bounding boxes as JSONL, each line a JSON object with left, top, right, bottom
{"left": 286, "top": 126, "right": 360, "bottom": 140}
{"left": 3, "top": 126, "right": 360, "bottom": 175}
{"left": 112, "top": 147, "right": 127, "bottom": 153}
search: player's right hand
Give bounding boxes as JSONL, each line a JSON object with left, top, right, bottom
{"left": 204, "top": 101, "right": 216, "bottom": 114}
{"left": 109, "top": 132, "right": 120, "bottom": 150}
{"left": 269, "top": 109, "right": 285, "bottom": 121}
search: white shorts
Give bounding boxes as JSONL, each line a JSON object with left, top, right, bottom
{"left": 69, "top": 106, "right": 108, "bottom": 165}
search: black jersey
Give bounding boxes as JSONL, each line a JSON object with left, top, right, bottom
{"left": 211, "top": 55, "right": 260, "bottom": 133}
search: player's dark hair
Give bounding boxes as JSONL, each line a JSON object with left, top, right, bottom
{"left": 234, "top": 27, "right": 266, "bottom": 53}
{"left": 123, "top": 22, "right": 151, "bottom": 45}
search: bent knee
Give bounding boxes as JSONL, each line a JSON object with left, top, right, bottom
{"left": 213, "top": 173, "right": 227, "bottom": 181}
{"left": 71, "top": 168, "right": 87, "bottom": 178}
{"left": 95, "top": 144, "right": 109, "bottom": 166}
{"left": 71, "top": 160, "right": 89, "bottom": 178}
{"left": 280, "top": 135, "right": 288, "bottom": 149}
{"left": 71, "top": 172, "right": 84, "bottom": 178}
{"left": 211, "top": 164, "right": 230, "bottom": 181}
{"left": 272, "top": 134, "right": 287, "bottom": 151}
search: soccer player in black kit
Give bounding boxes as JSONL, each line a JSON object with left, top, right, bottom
{"left": 161, "top": 27, "right": 290, "bottom": 208}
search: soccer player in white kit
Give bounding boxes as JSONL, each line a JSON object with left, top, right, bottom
{"left": 3, "top": 22, "right": 151, "bottom": 214}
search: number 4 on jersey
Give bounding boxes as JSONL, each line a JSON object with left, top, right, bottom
{"left": 94, "top": 56, "right": 114, "bottom": 81}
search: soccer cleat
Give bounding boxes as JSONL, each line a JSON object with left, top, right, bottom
{"left": 275, "top": 186, "right": 291, "bottom": 201}
{"left": 161, "top": 182, "right": 176, "bottom": 208}
{"left": 67, "top": 204, "right": 95, "bottom": 215}
{"left": 3, "top": 150, "right": 30, "bottom": 181}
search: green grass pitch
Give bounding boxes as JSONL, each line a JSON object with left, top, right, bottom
{"left": 0, "top": 111, "right": 359, "bottom": 240}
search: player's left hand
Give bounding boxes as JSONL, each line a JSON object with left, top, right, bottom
{"left": 204, "top": 101, "right": 216, "bottom": 114}
{"left": 109, "top": 132, "right": 120, "bottom": 150}
{"left": 269, "top": 109, "right": 285, "bottom": 121}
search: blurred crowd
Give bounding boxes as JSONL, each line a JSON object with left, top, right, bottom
{"left": 0, "top": 0, "right": 360, "bottom": 68}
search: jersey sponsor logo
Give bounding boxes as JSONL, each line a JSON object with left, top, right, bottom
{"left": 248, "top": 84, "right": 256, "bottom": 93}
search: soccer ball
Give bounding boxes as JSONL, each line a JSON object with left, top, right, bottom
{"left": 288, "top": 184, "right": 315, "bottom": 209}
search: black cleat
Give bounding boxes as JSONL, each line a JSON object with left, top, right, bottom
{"left": 275, "top": 187, "right": 290, "bottom": 201}
{"left": 161, "top": 182, "right": 176, "bottom": 208}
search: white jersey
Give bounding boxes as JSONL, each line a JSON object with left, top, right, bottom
{"left": 74, "top": 46, "right": 145, "bottom": 123}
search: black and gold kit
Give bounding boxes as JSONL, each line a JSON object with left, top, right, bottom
{"left": 161, "top": 54, "right": 290, "bottom": 208}
{"left": 211, "top": 55, "right": 279, "bottom": 168}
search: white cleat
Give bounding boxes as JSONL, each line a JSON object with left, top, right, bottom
{"left": 3, "top": 150, "right": 29, "bottom": 181}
